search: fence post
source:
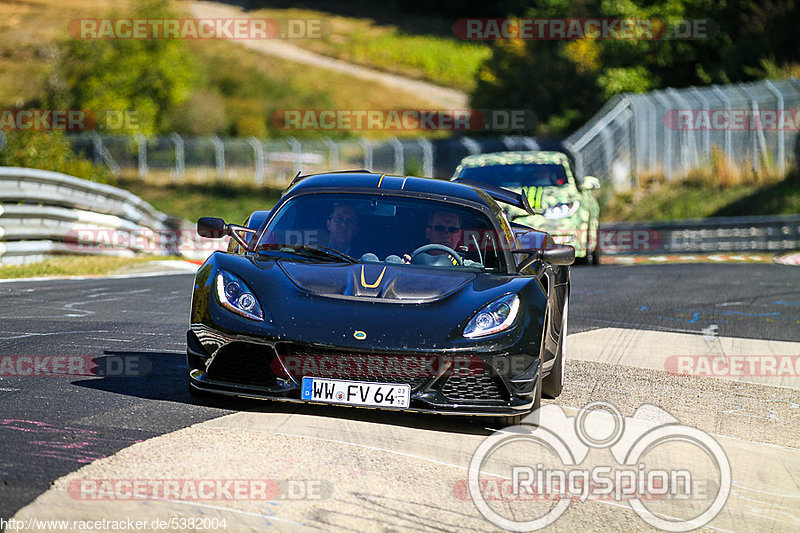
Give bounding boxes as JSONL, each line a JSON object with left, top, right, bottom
{"left": 737, "top": 83, "right": 767, "bottom": 172}
{"left": 210, "top": 135, "right": 226, "bottom": 180}
{"left": 461, "top": 137, "right": 481, "bottom": 155}
{"left": 135, "top": 133, "right": 147, "bottom": 180}
{"left": 563, "top": 140, "right": 583, "bottom": 180}
{"left": 286, "top": 136, "right": 302, "bottom": 176}
{"left": 668, "top": 88, "right": 699, "bottom": 173}
{"left": 417, "top": 138, "right": 433, "bottom": 177}
{"left": 390, "top": 137, "right": 404, "bottom": 174}
{"left": 323, "top": 138, "right": 339, "bottom": 169}
{"left": 248, "top": 137, "right": 265, "bottom": 185}
{"left": 690, "top": 87, "right": 711, "bottom": 161}
{"left": 89, "top": 131, "right": 120, "bottom": 177}
{"left": 359, "top": 138, "right": 373, "bottom": 171}
{"left": 710, "top": 85, "right": 733, "bottom": 166}
{"left": 170, "top": 132, "right": 185, "bottom": 181}
{"left": 764, "top": 79, "right": 786, "bottom": 174}
{"left": 653, "top": 92, "right": 674, "bottom": 180}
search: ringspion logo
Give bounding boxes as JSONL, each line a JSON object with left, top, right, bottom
{"left": 466, "top": 402, "right": 730, "bottom": 531}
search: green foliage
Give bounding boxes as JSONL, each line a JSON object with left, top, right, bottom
{"left": 0, "top": 131, "right": 111, "bottom": 183}
{"left": 471, "top": 0, "right": 800, "bottom": 135}
{"left": 46, "top": 0, "right": 198, "bottom": 135}
{"left": 317, "top": 31, "right": 490, "bottom": 92}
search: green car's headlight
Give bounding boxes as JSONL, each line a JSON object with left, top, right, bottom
{"left": 463, "top": 294, "right": 520, "bottom": 338}
{"left": 215, "top": 270, "right": 264, "bottom": 321}
{"left": 543, "top": 201, "right": 580, "bottom": 219}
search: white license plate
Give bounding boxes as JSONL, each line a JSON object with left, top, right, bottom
{"left": 301, "top": 377, "right": 411, "bottom": 408}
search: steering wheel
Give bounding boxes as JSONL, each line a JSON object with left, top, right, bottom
{"left": 410, "top": 244, "right": 464, "bottom": 266}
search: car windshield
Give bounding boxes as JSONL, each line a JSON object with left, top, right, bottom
{"left": 256, "top": 193, "right": 508, "bottom": 272}
{"left": 457, "top": 163, "right": 569, "bottom": 188}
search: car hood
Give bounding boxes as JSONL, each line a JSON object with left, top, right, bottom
{"left": 278, "top": 261, "right": 476, "bottom": 302}
{"left": 194, "top": 253, "right": 546, "bottom": 352}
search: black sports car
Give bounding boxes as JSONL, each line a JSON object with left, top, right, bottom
{"left": 187, "top": 171, "right": 573, "bottom": 427}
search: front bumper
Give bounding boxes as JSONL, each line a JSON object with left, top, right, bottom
{"left": 187, "top": 328, "right": 540, "bottom": 417}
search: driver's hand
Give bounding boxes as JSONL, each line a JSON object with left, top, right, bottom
{"left": 402, "top": 254, "right": 411, "bottom": 264}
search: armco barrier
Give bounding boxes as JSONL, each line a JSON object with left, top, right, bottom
{"left": 0, "top": 167, "right": 179, "bottom": 265}
{"left": 599, "top": 214, "right": 800, "bottom": 254}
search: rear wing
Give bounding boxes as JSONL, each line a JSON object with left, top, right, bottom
{"left": 452, "top": 178, "right": 538, "bottom": 216}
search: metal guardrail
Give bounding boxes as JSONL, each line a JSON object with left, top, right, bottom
{"left": 0, "top": 167, "right": 178, "bottom": 265}
{"left": 599, "top": 214, "right": 800, "bottom": 255}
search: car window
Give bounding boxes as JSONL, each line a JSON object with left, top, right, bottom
{"left": 457, "top": 163, "right": 569, "bottom": 188}
{"left": 257, "top": 193, "right": 507, "bottom": 272}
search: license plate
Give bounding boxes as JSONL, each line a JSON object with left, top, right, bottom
{"left": 301, "top": 377, "right": 411, "bottom": 408}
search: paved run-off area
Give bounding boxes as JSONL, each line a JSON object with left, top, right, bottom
{"left": 2, "top": 263, "right": 799, "bottom": 531}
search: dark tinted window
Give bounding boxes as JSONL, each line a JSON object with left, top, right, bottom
{"left": 457, "top": 163, "right": 569, "bottom": 188}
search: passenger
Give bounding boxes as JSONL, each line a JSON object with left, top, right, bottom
{"left": 322, "top": 203, "right": 360, "bottom": 256}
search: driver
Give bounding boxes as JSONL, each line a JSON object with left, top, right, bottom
{"left": 403, "top": 210, "right": 463, "bottom": 264}
{"left": 322, "top": 203, "right": 360, "bottom": 256}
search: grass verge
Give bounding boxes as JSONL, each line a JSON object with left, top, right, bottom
{"left": 601, "top": 169, "right": 800, "bottom": 222}
{"left": 0, "top": 255, "right": 164, "bottom": 279}
{"left": 118, "top": 176, "right": 283, "bottom": 224}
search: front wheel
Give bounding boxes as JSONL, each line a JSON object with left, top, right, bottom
{"left": 542, "top": 294, "right": 568, "bottom": 399}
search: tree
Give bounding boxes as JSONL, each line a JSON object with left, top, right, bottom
{"left": 470, "top": 0, "right": 800, "bottom": 136}
{"left": 46, "top": 0, "right": 198, "bottom": 136}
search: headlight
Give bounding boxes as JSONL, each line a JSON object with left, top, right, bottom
{"left": 543, "top": 201, "right": 580, "bottom": 219}
{"left": 463, "top": 294, "right": 520, "bottom": 338}
{"left": 215, "top": 270, "right": 264, "bottom": 321}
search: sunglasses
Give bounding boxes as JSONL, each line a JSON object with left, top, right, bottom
{"left": 330, "top": 216, "right": 358, "bottom": 227}
{"left": 430, "top": 224, "right": 461, "bottom": 234}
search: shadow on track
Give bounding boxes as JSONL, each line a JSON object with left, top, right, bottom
{"left": 71, "top": 351, "right": 494, "bottom": 436}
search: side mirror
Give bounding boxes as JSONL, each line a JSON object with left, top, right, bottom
{"left": 582, "top": 176, "right": 601, "bottom": 190}
{"left": 514, "top": 245, "right": 575, "bottom": 270}
{"left": 542, "top": 245, "right": 575, "bottom": 266}
{"left": 197, "top": 217, "right": 227, "bottom": 238}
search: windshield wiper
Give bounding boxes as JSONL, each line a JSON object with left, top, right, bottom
{"left": 258, "top": 243, "right": 356, "bottom": 264}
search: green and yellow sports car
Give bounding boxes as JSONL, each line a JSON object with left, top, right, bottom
{"left": 453, "top": 151, "right": 601, "bottom": 264}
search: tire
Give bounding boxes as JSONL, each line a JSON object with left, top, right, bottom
{"left": 590, "top": 246, "right": 602, "bottom": 266}
{"left": 542, "top": 295, "right": 567, "bottom": 399}
{"left": 486, "top": 359, "right": 542, "bottom": 430}
{"left": 590, "top": 229, "right": 602, "bottom": 266}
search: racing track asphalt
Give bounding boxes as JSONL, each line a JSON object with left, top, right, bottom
{"left": 0, "top": 262, "right": 798, "bottom": 526}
